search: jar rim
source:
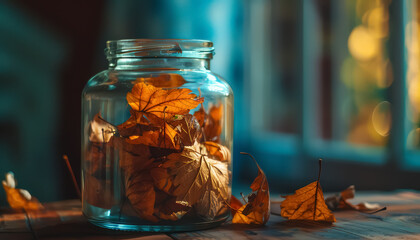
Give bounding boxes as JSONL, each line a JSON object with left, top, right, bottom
{"left": 105, "top": 39, "right": 214, "bottom": 60}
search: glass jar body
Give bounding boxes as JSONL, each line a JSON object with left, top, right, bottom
{"left": 81, "top": 57, "right": 233, "bottom": 232}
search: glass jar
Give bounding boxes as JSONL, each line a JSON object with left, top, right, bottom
{"left": 81, "top": 39, "right": 233, "bottom": 232}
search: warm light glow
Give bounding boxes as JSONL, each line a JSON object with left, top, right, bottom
{"left": 368, "top": 7, "right": 389, "bottom": 39}
{"left": 409, "top": 77, "right": 420, "bottom": 115}
{"left": 348, "top": 26, "right": 379, "bottom": 61}
{"left": 405, "top": 21, "right": 420, "bottom": 54}
{"left": 344, "top": 0, "right": 391, "bottom": 146}
{"left": 372, "top": 101, "right": 391, "bottom": 137}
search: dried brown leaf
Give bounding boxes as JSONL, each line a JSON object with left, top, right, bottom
{"left": 2, "top": 172, "right": 43, "bottom": 211}
{"left": 163, "top": 142, "right": 229, "bottom": 218}
{"left": 89, "top": 113, "right": 116, "bottom": 143}
{"left": 194, "top": 104, "right": 223, "bottom": 142}
{"left": 325, "top": 185, "right": 384, "bottom": 213}
{"left": 281, "top": 160, "right": 336, "bottom": 222}
{"left": 125, "top": 171, "right": 158, "bottom": 222}
{"left": 232, "top": 153, "right": 270, "bottom": 225}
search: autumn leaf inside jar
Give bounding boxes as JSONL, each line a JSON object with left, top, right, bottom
{"left": 81, "top": 39, "right": 233, "bottom": 232}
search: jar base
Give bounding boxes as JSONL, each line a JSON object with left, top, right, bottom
{"left": 87, "top": 217, "right": 228, "bottom": 232}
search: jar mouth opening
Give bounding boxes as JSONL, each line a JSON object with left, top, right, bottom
{"left": 106, "top": 39, "right": 214, "bottom": 60}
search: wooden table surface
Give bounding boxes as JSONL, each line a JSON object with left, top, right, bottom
{"left": 2, "top": 191, "right": 420, "bottom": 239}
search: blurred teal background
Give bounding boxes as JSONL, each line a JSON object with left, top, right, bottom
{"left": 1, "top": 0, "right": 420, "bottom": 205}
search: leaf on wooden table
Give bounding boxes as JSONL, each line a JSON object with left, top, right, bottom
{"left": 230, "top": 195, "right": 243, "bottom": 216}
{"left": 281, "top": 159, "right": 336, "bottom": 222}
{"left": 163, "top": 141, "right": 229, "bottom": 219}
{"left": 89, "top": 113, "right": 116, "bottom": 143}
{"left": 232, "top": 153, "right": 270, "bottom": 225}
{"left": 2, "top": 172, "right": 43, "bottom": 211}
{"left": 127, "top": 82, "right": 203, "bottom": 119}
{"left": 325, "top": 185, "right": 385, "bottom": 213}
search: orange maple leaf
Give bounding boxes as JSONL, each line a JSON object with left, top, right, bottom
{"left": 280, "top": 159, "right": 336, "bottom": 222}
{"left": 127, "top": 82, "right": 203, "bottom": 120}
{"left": 2, "top": 172, "right": 43, "bottom": 211}
{"left": 232, "top": 153, "right": 270, "bottom": 225}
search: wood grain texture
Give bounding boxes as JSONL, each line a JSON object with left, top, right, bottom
{"left": 1, "top": 191, "right": 420, "bottom": 239}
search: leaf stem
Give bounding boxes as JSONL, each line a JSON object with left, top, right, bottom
{"left": 314, "top": 159, "right": 322, "bottom": 220}
{"left": 240, "top": 152, "right": 261, "bottom": 169}
{"left": 317, "top": 159, "right": 322, "bottom": 182}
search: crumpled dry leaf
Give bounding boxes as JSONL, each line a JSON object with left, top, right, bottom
{"left": 281, "top": 160, "right": 336, "bottom": 222}
{"left": 150, "top": 167, "right": 172, "bottom": 194}
{"left": 163, "top": 141, "right": 229, "bottom": 218}
{"left": 325, "top": 185, "right": 384, "bottom": 213}
{"left": 112, "top": 137, "right": 155, "bottom": 176}
{"left": 125, "top": 125, "right": 178, "bottom": 149}
{"left": 117, "top": 111, "right": 180, "bottom": 150}
{"left": 195, "top": 188, "right": 229, "bottom": 220}
{"left": 127, "top": 82, "right": 203, "bottom": 119}
{"left": 89, "top": 113, "right": 116, "bottom": 143}
{"left": 204, "top": 141, "right": 231, "bottom": 163}
{"left": 2, "top": 172, "right": 43, "bottom": 211}
{"left": 170, "top": 114, "right": 201, "bottom": 146}
{"left": 232, "top": 153, "right": 270, "bottom": 225}
{"left": 136, "top": 73, "right": 186, "bottom": 88}
{"left": 194, "top": 104, "right": 223, "bottom": 142}
{"left": 125, "top": 171, "right": 158, "bottom": 222}
{"left": 230, "top": 195, "right": 243, "bottom": 216}
{"left": 116, "top": 111, "right": 159, "bottom": 138}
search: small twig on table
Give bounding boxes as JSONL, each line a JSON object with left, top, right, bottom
{"left": 63, "top": 155, "right": 81, "bottom": 199}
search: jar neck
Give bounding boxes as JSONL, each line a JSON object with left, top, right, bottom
{"left": 108, "top": 58, "right": 210, "bottom": 71}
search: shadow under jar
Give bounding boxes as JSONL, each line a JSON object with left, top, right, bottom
{"left": 81, "top": 39, "right": 234, "bottom": 232}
